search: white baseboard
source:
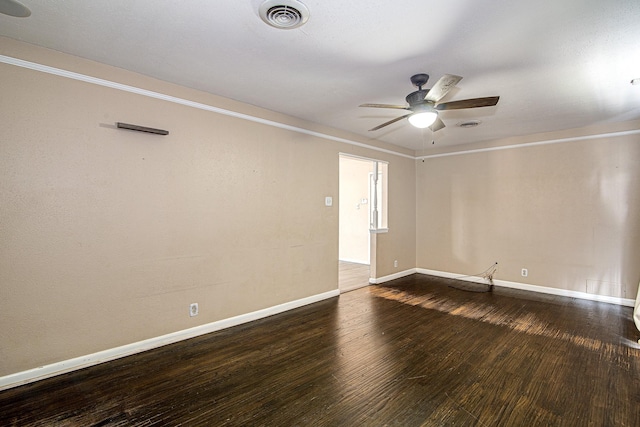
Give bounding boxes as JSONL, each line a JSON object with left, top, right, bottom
{"left": 340, "top": 268, "right": 415, "bottom": 291}
{"left": 369, "top": 268, "right": 417, "bottom": 284}
{"left": 338, "top": 258, "right": 369, "bottom": 265}
{"left": 0, "top": 289, "right": 340, "bottom": 391}
{"left": 417, "top": 268, "right": 635, "bottom": 307}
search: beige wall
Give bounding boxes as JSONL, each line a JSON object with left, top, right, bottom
{"left": 376, "top": 157, "right": 416, "bottom": 274}
{"left": 5, "top": 35, "right": 637, "bottom": 381}
{"left": 416, "top": 128, "right": 640, "bottom": 298}
{"left": 0, "top": 38, "right": 417, "bottom": 376}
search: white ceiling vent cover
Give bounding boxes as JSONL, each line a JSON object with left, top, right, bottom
{"left": 259, "top": 0, "right": 309, "bottom": 29}
{"left": 457, "top": 120, "right": 482, "bottom": 128}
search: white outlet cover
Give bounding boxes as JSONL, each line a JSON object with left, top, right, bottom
{"left": 189, "top": 303, "right": 199, "bottom": 317}
{"left": 325, "top": 196, "right": 333, "bottom": 206}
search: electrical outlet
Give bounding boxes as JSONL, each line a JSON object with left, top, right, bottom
{"left": 521, "top": 268, "right": 528, "bottom": 277}
{"left": 189, "top": 303, "right": 199, "bottom": 317}
{"left": 394, "top": 260, "right": 398, "bottom": 268}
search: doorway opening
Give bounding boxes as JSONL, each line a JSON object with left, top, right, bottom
{"left": 338, "top": 154, "right": 388, "bottom": 292}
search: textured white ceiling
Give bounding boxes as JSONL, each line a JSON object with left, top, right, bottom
{"left": 1, "top": 0, "right": 640, "bottom": 151}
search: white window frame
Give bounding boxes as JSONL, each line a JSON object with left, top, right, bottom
{"left": 369, "top": 161, "right": 388, "bottom": 234}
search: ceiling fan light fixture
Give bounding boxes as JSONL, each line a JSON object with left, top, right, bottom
{"left": 408, "top": 111, "right": 438, "bottom": 128}
{"left": 360, "top": 72, "right": 499, "bottom": 132}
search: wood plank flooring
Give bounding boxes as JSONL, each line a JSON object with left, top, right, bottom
{"left": 1, "top": 274, "right": 639, "bottom": 426}
{"left": 338, "top": 261, "right": 370, "bottom": 292}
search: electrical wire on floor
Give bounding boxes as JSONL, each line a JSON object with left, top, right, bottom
{"left": 447, "top": 262, "right": 498, "bottom": 293}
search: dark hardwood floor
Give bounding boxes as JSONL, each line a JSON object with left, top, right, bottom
{"left": 1, "top": 274, "right": 639, "bottom": 426}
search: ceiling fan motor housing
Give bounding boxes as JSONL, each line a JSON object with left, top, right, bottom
{"left": 406, "top": 90, "right": 430, "bottom": 106}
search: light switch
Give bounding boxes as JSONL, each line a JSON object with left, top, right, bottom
{"left": 325, "top": 196, "right": 333, "bottom": 206}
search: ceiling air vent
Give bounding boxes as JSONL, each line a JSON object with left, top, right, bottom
{"left": 259, "top": 0, "right": 309, "bottom": 29}
{"left": 457, "top": 120, "right": 482, "bottom": 128}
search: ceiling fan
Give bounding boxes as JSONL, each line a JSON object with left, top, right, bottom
{"left": 360, "top": 73, "right": 499, "bottom": 132}
{"left": 0, "top": 0, "right": 31, "bottom": 17}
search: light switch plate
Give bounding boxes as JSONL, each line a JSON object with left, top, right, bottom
{"left": 325, "top": 196, "right": 333, "bottom": 206}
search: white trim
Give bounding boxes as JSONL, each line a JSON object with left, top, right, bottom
{"left": 0, "top": 289, "right": 339, "bottom": 391}
{"left": 417, "top": 268, "right": 635, "bottom": 307}
{"left": 1, "top": 55, "right": 637, "bottom": 162}
{"left": 0, "top": 54, "right": 414, "bottom": 160}
{"left": 338, "top": 152, "right": 390, "bottom": 165}
{"left": 416, "top": 268, "right": 487, "bottom": 284}
{"left": 417, "top": 129, "right": 640, "bottom": 160}
{"left": 370, "top": 268, "right": 417, "bottom": 284}
{"left": 369, "top": 228, "right": 389, "bottom": 234}
{"left": 339, "top": 258, "right": 369, "bottom": 265}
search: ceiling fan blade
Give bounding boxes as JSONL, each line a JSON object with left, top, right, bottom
{"left": 368, "top": 114, "right": 412, "bottom": 131}
{"left": 360, "top": 103, "right": 408, "bottom": 110}
{"left": 429, "top": 117, "right": 446, "bottom": 132}
{"left": 436, "top": 96, "right": 500, "bottom": 110}
{"left": 0, "top": 0, "right": 31, "bottom": 17}
{"left": 425, "top": 74, "right": 462, "bottom": 102}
